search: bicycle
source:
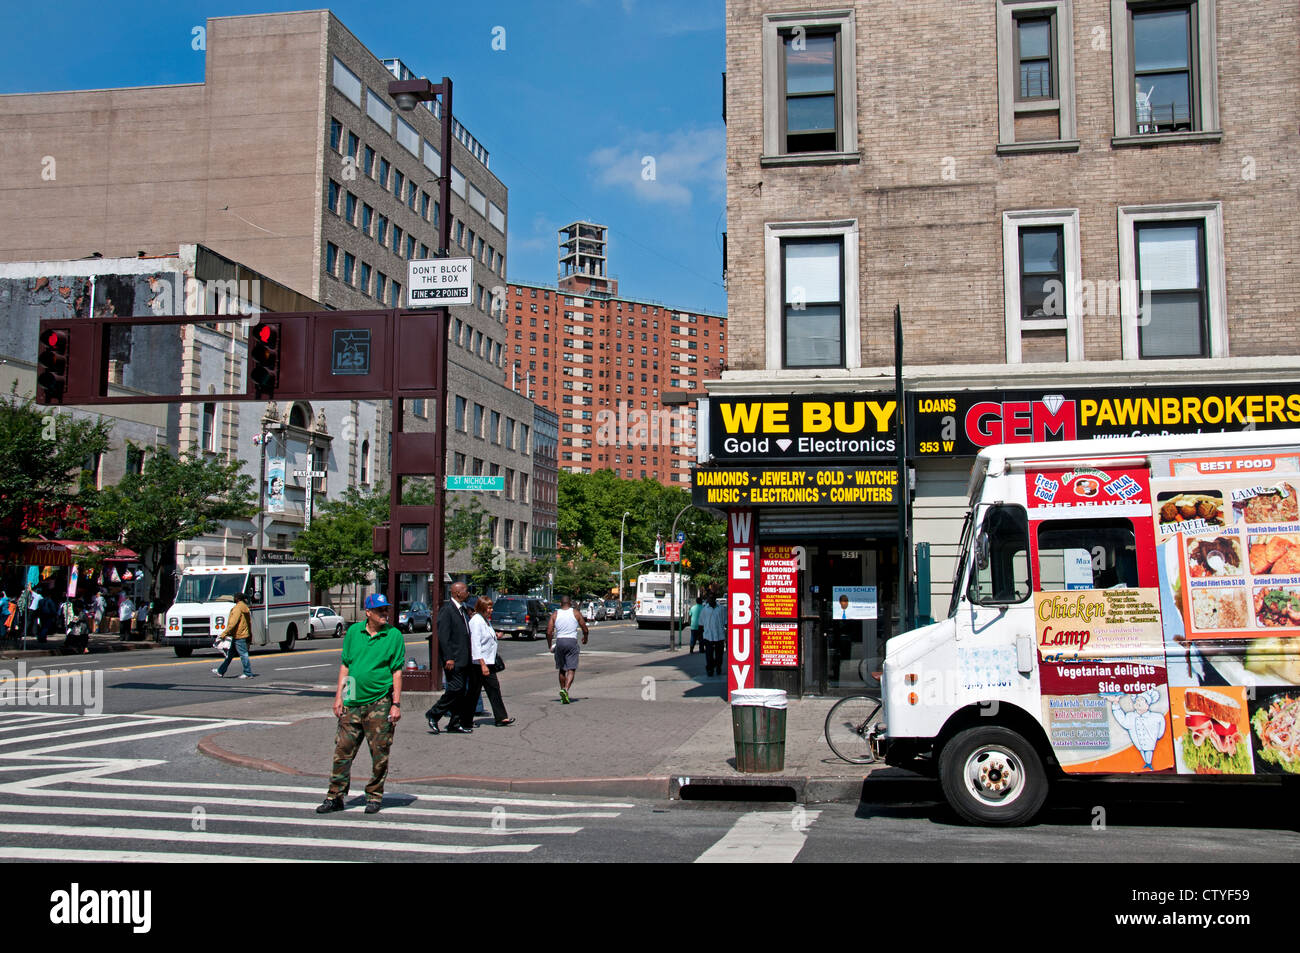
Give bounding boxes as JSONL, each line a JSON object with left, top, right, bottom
{"left": 824, "top": 665, "right": 883, "bottom": 764}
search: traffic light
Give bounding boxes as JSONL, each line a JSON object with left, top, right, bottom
{"left": 249, "top": 323, "right": 281, "bottom": 396}
{"left": 36, "top": 328, "right": 69, "bottom": 404}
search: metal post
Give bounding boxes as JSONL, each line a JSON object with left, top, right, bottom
{"left": 618, "top": 510, "right": 630, "bottom": 603}
{"left": 431, "top": 76, "right": 452, "bottom": 642}
{"left": 894, "top": 303, "right": 911, "bottom": 635}
{"left": 256, "top": 429, "right": 266, "bottom": 567}
{"left": 669, "top": 503, "right": 690, "bottom": 650}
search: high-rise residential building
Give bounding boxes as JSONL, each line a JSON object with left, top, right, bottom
{"left": 706, "top": 0, "right": 1299, "bottom": 697}
{"left": 0, "top": 10, "right": 535, "bottom": 596}
{"left": 503, "top": 222, "right": 726, "bottom": 486}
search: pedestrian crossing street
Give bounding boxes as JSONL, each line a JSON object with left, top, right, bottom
{"left": 0, "top": 711, "right": 631, "bottom": 863}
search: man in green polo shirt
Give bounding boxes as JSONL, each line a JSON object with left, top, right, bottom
{"left": 316, "top": 592, "right": 405, "bottom": 815}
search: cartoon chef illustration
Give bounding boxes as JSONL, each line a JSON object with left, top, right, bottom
{"left": 1110, "top": 688, "right": 1167, "bottom": 770}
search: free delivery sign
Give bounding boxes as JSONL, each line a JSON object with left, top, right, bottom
{"left": 408, "top": 258, "right": 473, "bottom": 306}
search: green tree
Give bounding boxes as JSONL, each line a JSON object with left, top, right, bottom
{"left": 0, "top": 392, "right": 112, "bottom": 571}
{"left": 292, "top": 486, "right": 389, "bottom": 593}
{"left": 89, "top": 448, "right": 257, "bottom": 602}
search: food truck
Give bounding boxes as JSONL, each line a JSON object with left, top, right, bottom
{"left": 873, "top": 429, "right": 1300, "bottom": 824}
{"left": 163, "top": 564, "right": 311, "bottom": 657}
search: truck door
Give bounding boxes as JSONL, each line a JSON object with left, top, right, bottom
{"left": 245, "top": 571, "right": 268, "bottom": 646}
{"left": 1025, "top": 463, "right": 1175, "bottom": 775}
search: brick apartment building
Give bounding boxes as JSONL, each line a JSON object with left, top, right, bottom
{"left": 708, "top": 0, "right": 1300, "bottom": 696}
{"left": 504, "top": 222, "right": 727, "bottom": 486}
{"left": 0, "top": 10, "right": 541, "bottom": 597}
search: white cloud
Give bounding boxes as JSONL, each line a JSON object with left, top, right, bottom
{"left": 587, "top": 126, "right": 724, "bottom": 206}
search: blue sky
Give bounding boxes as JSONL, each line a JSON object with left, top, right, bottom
{"left": 0, "top": 0, "right": 727, "bottom": 314}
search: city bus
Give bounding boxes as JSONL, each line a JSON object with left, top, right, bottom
{"left": 635, "top": 571, "right": 695, "bottom": 628}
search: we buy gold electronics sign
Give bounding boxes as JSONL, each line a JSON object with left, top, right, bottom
{"left": 708, "top": 394, "right": 899, "bottom": 463}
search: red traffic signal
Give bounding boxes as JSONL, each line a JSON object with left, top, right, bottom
{"left": 36, "top": 328, "right": 69, "bottom": 404}
{"left": 249, "top": 323, "right": 281, "bottom": 396}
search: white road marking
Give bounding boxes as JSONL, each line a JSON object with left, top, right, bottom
{"left": 0, "top": 802, "right": 582, "bottom": 835}
{"left": 0, "top": 847, "right": 338, "bottom": 863}
{"left": 270, "top": 663, "right": 333, "bottom": 672}
{"left": 694, "top": 810, "right": 821, "bottom": 864}
{"left": 0, "top": 822, "right": 538, "bottom": 855}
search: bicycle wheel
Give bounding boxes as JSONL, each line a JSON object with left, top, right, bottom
{"left": 825, "top": 695, "right": 882, "bottom": 764}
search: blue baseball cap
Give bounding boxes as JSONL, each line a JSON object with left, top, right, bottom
{"left": 364, "top": 593, "right": 391, "bottom": 610}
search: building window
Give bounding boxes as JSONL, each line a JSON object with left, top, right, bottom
{"left": 474, "top": 403, "right": 484, "bottom": 438}
{"left": 392, "top": 169, "right": 404, "bottom": 201}
{"left": 375, "top": 272, "right": 387, "bottom": 302}
{"left": 490, "top": 410, "right": 501, "bottom": 444}
{"left": 455, "top": 396, "right": 467, "bottom": 431}
{"left": 996, "top": 1, "right": 1077, "bottom": 151}
{"left": 392, "top": 226, "right": 403, "bottom": 255}
{"left": 363, "top": 145, "right": 374, "bottom": 176}
{"left": 329, "top": 119, "right": 342, "bottom": 152}
{"left": 780, "top": 238, "right": 843, "bottom": 368}
{"left": 200, "top": 402, "right": 217, "bottom": 453}
{"left": 342, "top": 252, "right": 355, "bottom": 285}
{"left": 420, "top": 192, "right": 430, "bottom": 219}
{"left": 345, "top": 192, "right": 357, "bottom": 225}
{"left": 1111, "top": 0, "right": 1219, "bottom": 143}
{"left": 376, "top": 215, "right": 388, "bottom": 245}
{"left": 361, "top": 203, "right": 373, "bottom": 236}
{"left": 325, "top": 243, "right": 338, "bottom": 277}
{"left": 346, "top": 132, "right": 359, "bottom": 160}
{"left": 412, "top": 398, "right": 426, "bottom": 418}
{"left": 377, "top": 157, "right": 390, "bottom": 189}
{"left": 1003, "top": 210, "right": 1083, "bottom": 363}
{"left": 1117, "top": 202, "right": 1225, "bottom": 359}
{"left": 761, "top": 11, "right": 857, "bottom": 162}
{"left": 391, "top": 280, "right": 401, "bottom": 307}
{"left": 327, "top": 180, "right": 340, "bottom": 214}
{"left": 358, "top": 262, "right": 371, "bottom": 295}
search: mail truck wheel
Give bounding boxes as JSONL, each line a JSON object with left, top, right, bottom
{"left": 279, "top": 624, "right": 297, "bottom": 652}
{"left": 939, "top": 726, "right": 1047, "bottom": 827}
{"left": 174, "top": 646, "right": 193, "bottom": 658}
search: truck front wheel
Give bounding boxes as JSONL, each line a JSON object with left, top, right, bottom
{"left": 938, "top": 726, "right": 1048, "bottom": 827}
{"left": 174, "top": 646, "right": 193, "bottom": 658}
{"left": 279, "top": 624, "right": 297, "bottom": 652}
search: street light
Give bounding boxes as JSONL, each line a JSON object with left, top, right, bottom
{"left": 669, "top": 502, "right": 691, "bottom": 650}
{"left": 618, "top": 511, "right": 631, "bottom": 603}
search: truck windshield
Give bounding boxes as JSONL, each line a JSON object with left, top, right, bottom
{"left": 177, "top": 573, "right": 247, "bottom": 604}
{"left": 947, "top": 509, "right": 975, "bottom": 618}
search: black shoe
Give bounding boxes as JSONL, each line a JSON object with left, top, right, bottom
{"left": 316, "top": 797, "right": 345, "bottom": 814}
{"left": 365, "top": 800, "right": 382, "bottom": 814}
{"left": 447, "top": 724, "right": 473, "bottom": 733}
{"left": 495, "top": 717, "right": 517, "bottom": 726}
{"left": 426, "top": 714, "right": 440, "bottom": 733}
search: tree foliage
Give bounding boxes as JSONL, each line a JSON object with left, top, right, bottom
{"left": 89, "top": 448, "right": 257, "bottom": 601}
{"left": 555, "top": 471, "right": 724, "bottom": 594}
{"left": 0, "top": 392, "right": 112, "bottom": 568}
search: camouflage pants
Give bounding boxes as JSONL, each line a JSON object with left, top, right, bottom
{"left": 326, "top": 696, "right": 395, "bottom": 801}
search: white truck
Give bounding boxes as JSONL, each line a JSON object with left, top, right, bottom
{"left": 163, "top": 564, "right": 311, "bottom": 657}
{"left": 635, "top": 571, "right": 695, "bottom": 628}
{"left": 874, "top": 429, "right": 1300, "bottom": 825}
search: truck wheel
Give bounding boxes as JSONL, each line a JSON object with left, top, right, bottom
{"left": 279, "top": 624, "right": 298, "bottom": 652}
{"left": 174, "top": 646, "right": 193, "bottom": 658}
{"left": 938, "top": 726, "right": 1048, "bottom": 827}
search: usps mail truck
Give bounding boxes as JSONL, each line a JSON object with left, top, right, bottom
{"left": 163, "top": 564, "right": 311, "bottom": 657}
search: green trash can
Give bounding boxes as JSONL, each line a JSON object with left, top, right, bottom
{"left": 731, "top": 689, "right": 788, "bottom": 773}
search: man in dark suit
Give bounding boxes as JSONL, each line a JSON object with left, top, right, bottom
{"left": 425, "top": 581, "right": 474, "bottom": 734}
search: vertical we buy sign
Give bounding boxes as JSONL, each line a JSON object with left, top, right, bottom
{"left": 727, "top": 509, "right": 756, "bottom": 698}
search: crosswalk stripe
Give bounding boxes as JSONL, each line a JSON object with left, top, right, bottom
{"left": 0, "top": 822, "right": 538, "bottom": 855}
{"left": 0, "top": 846, "right": 341, "bottom": 863}
{"left": 13, "top": 721, "right": 250, "bottom": 755}
{"left": 0, "top": 716, "right": 93, "bottom": 734}
{"left": 0, "top": 718, "right": 205, "bottom": 747}
{"left": 694, "top": 810, "right": 821, "bottom": 864}
{"left": 62, "top": 776, "right": 634, "bottom": 809}
{"left": 2, "top": 784, "right": 622, "bottom": 820}
{"left": 0, "top": 802, "right": 582, "bottom": 835}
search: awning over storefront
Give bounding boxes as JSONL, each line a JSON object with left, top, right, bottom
{"left": 19, "top": 539, "right": 139, "bottom": 567}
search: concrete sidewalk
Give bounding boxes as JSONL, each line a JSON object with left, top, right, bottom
{"left": 198, "top": 642, "right": 884, "bottom": 802}
{"left": 0, "top": 633, "right": 158, "bottom": 660}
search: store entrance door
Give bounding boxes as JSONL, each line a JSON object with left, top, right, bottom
{"left": 809, "top": 545, "right": 892, "bottom": 695}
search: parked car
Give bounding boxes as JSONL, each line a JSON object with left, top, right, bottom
{"left": 492, "top": 596, "right": 549, "bottom": 639}
{"left": 621, "top": 601, "right": 635, "bottom": 620}
{"left": 396, "top": 601, "right": 432, "bottom": 633}
{"left": 307, "top": 605, "right": 345, "bottom": 639}
{"left": 603, "top": 599, "right": 622, "bottom": 620}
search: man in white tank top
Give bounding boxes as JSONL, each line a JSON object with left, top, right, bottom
{"left": 545, "top": 594, "right": 588, "bottom": 704}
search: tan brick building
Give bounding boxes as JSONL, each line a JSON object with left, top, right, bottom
{"left": 709, "top": 0, "right": 1300, "bottom": 696}
{"left": 0, "top": 10, "right": 539, "bottom": 596}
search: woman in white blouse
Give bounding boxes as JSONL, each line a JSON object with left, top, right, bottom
{"left": 469, "top": 597, "right": 515, "bottom": 726}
